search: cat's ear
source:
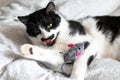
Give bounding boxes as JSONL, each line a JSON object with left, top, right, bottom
{"left": 46, "top": 2, "right": 56, "bottom": 14}
{"left": 18, "top": 16, "right": 29, "bottom": 24}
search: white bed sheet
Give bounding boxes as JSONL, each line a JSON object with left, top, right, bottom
{"left": 0, "top": 0, "right": 120, "bottom": 80}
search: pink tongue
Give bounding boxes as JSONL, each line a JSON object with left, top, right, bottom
{"left": 43, "top": 39, "right": 53, "bottom": 45}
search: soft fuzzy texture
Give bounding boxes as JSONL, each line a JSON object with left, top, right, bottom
{"left": 0, "top": 0, "right": 120, "bottom": 80}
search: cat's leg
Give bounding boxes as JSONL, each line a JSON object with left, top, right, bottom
{"left": 70, "top": 41, "right": 103, "bottom": 80}
{"left": 20, "top": 44, "right": 65, "bottom": 72}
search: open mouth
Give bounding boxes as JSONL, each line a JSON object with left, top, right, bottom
{"left": 41, "top": 34, "right": 55, "bottom": 46}
{"left": 41, "top": 32, "right": 59, "bottom": 46}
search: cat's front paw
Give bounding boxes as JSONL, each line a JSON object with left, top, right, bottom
{"left": 21, "top": 44, "right": 45, "bottom": 55}
{"left": 20, "top": 44, "right": 34, "bottom": 56}
{"left": 20, "top": 44, "right": 45, "bottom": 61}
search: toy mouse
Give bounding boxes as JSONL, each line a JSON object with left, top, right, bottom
{"left": 64, "top": 41, "right": 90, "bottom": 64}
{"left": 61, "top": 41, "right": 89, "bottom": 73}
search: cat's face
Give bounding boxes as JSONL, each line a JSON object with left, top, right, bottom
{"left": 18, "top": 2, "right": 61, "bottom": 46}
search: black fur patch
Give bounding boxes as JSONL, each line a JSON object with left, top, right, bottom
{"left": 18, "top": 15, "right": 41, "bottom": 37}
{"left": 95, "top": 16, "right": 120, "bottom": 43}
{"left": 87, "top": 55, "right": 95, "bottom": 66}
{"left": 68, "top": 20, "right": 86, "bottom": 35}
{"left": 26, "top": 22, "right": 41, "bottom": 37}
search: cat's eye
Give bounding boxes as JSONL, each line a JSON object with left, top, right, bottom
{"left": 47, "top": 24, "right": 52, "bottom": 29}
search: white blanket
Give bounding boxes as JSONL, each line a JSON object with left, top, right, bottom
{"left": 0, "top": 0, "right": 120, "bottom": 80}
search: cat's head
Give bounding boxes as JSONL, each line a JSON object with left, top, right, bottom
{"left": 18, "top": 2, "right": 61, "bottom": 46}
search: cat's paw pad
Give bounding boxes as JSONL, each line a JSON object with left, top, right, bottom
{"left": 20, "top": 44, "right": 34, "bottom": 56}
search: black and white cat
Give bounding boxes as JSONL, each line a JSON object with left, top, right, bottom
{"left": 18, "top": 2, "right": 120, "bottom": 80}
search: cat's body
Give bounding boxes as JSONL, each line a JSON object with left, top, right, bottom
{"left": 19, "top": 2, "right": 120, "bottom": 80}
